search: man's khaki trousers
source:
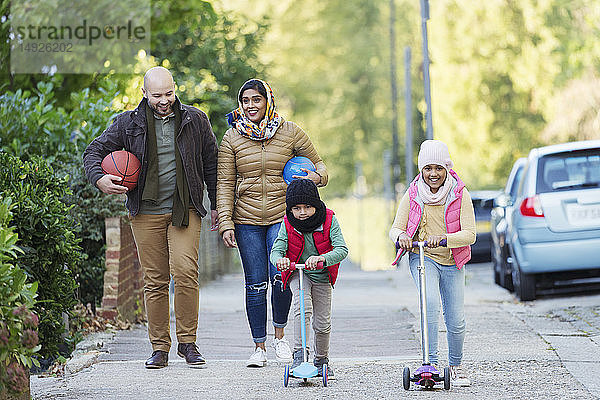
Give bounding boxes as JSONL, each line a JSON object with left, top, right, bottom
{"left": 130, "top": 211, "right": 202, "bottom": 352}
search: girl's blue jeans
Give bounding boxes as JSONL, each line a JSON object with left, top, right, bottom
{"left": 409, "top": 252, "right": 466, "bottom": 366}
{"left": 235, "top": 223, "right": 292, "bottom": 343}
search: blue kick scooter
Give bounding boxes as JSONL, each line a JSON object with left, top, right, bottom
{"left": 283, "top": 262, "right": 328, "bottom": 387}
{"left": 393, "top": 240, "right": 450, "bottom": 390}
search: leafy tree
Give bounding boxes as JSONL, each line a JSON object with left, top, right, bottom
{"left": 538, "top": 2, "right": 600, "bottom": 142}
{"left": 239, "top": 0, "right": 402, "bottom": 196}
{"left": 541, "top": 75, "right": 600, "bottom": 142}
{"left": 151, "top": 0, "right": 266, "bottom": 138}
{"left": 430, "top": 1, "right": 600, "bottom": 188}
{"left": 0, "top": 1, "right": 117, "bottom": 109}
{"left": 1, "top": 0, "right": 266, "bottom": 139}
{"left": 223, "top": 0, "right": 600, "bottom": 193}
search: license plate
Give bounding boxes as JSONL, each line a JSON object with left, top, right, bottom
{"left": 566, "top": 203, "right": 600, "bottom": 227}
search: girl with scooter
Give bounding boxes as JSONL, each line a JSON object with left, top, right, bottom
{"left": 389, "top": 140, "right": 476, "bottom": 387}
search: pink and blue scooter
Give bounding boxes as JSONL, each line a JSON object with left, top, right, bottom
{"left": 393, "top": 240, "right": 450, "bottom": 390}
{"left": 283, "top": 262, "right": 328, "bottom": 387}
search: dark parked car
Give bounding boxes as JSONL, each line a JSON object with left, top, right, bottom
{"left": 498, "top": 140, "right": 600, "bottom": 301}
{"left": 491, "top": 158, "right": 527, "bottom": 291}
{"left": 470, "top": 190, "right": 501, "bottom": 262}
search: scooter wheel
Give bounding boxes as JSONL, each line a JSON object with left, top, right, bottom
{"left": 322, "top": 363, "right": 328, "bottom": 387}
{"left": 443, "top": 366, "right": 451, "bottom": 390}
{"left": 283, "top": 365, "right": 290, "bottom": 387}
{"left": 403, "top": 366, "right": 411, "bottom": 390}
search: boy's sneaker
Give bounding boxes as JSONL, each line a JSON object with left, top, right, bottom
{"left": 246, "top": 347, "right": 267, "bottom": 367}
{"left": 449, "top": 365, "right": 471, "bottom": 387}
{"left": 314, "top": 357, "right": 336, "bottom": 380}
{"left": 291, "top": 348, "right": 305, "bottom": 370}
{"left": 272, "top": 337, "right": 293, "bottom": 363}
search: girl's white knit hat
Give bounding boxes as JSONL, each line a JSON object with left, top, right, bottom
{"left": 417, "top": 139, "right": 454, "bottom": 171}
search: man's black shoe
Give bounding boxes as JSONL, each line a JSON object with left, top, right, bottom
{"left": 145, "top": 350, "right": 168, "bottom": 369}
{"left": 177, "top": 343, "right": 206, "bottom": 368}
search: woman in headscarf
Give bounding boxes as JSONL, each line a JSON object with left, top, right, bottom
{"left": 217, "top": 79, "right": 327, "bottom": 367}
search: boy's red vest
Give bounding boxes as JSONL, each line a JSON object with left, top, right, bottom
{"left": 397, "top": 169, "right": 471, "bottom": 270}
{"left": 281, "top": 208, "right": 340, "bottom": 288}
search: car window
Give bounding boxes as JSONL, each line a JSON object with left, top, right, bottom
{"left": 472, "top": 197, "right": 494, "bottom": 218}
{"left": 536, "top": 148, "right": 600, "bottom": 193}
{"left": 516, "top": 162, "right": 529, "bottom": 199}
{"left": 509, "top": 166, "right": 524, "bottom": 200}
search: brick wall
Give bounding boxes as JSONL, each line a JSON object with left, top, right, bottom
{"left": 97, "top": 216, "right": 143, "bottom": 322}
{"left": 98, "top": 195, "right": 237, "bottom": 322}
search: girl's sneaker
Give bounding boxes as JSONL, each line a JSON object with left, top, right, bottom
{"left": 246, "top": 347, "right": 267, "bottom": 367}
{"left": 272, "top": 337, "right": 293, "bottom": 363}
{"left": 449, "top": 365, "right": 471, "bottom": 387}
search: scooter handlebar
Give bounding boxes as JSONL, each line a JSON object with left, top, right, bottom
{"left": 412, "top": 239, "right": 447, "bottom": 248}
{"left": 291, "top": 261, "right": 325, "bottom": 270}
{"left": 392, "top": 239, "right": 447, "bottom": 265}
{"left": 395, "top": 239, "right": 448, "bottom": 249}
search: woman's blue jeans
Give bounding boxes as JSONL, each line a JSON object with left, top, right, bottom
{"left": 408, "top": 252, "right": 466, "bottom": 366}
{"left": 235, "top": 223, "right": 292, "bottom": 343}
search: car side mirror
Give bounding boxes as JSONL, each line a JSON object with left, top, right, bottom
{"left": 494, "top": 193, "right": 512, "bottom": 208}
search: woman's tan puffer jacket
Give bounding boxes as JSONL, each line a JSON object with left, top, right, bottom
{"left": 217, "top": 118, "right": 327, "bottom": 234}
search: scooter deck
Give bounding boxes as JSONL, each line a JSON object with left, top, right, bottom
{"left": 290, "top": 362, "right": 319, "bottom": 379}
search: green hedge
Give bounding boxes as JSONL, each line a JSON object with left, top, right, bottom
{"left": 0, "top": 198, "right": 40, "bottom": 395}
{"left": 0, "top": 153, "right": 80, "bottom": 359}
{"left": 0, "top": 81, "right": 124, "bottom": 309}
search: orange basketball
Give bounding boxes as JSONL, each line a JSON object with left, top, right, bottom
{"left": 101, "top": 150, "right": 141, "bottom": 190}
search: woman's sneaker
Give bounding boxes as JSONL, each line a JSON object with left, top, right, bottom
{"left": 272, "top": 337, "right": 293, "bottom": 363}
{"left": 246, "top": 347, "right": 267, "bottom": 367}
{"left": 449, "top": 365, "right": 471, "bottom": 387}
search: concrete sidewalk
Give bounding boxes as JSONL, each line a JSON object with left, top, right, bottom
{"left": 31, "top": 260, "right": 599, "bottom": 399}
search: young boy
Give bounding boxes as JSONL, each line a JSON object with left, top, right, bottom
{"left": 270, "top": 178, "right": 348, "bottom": 378}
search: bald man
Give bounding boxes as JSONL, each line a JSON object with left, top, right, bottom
{"left": 84, "top": 66, "right": 218, "bottom": 369}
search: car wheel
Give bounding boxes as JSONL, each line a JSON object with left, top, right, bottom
{"left": 494, "top": 267, "right": 501, "bottom": 286}
{"left": 500, "top": 248, "right": 514, "bottom": 292}
{"left": 501, "top": 264, "right": 514, "bottom": 292}
{"left": 492, "top": 244, "right": 503, "bottom": 286}
{"left": 512, "top": 259, "right": 535, "bottom": 301}
{"left": 493, "top": 255, "right": 501, "bottom": 285}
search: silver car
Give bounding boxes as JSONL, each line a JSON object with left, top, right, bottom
{"left": 491, "top": 157, "right": 527, "bottom": 291}
{"left": 470, "top": 190, "right": 501, "bottom": 262}
{"left": 508, "top": 140, "right": 600, "bottom": 301}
